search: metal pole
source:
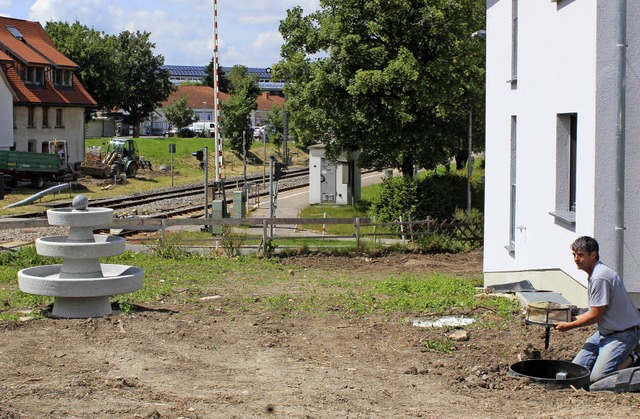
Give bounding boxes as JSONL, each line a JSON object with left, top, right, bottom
{"left": 170, "top": 144, "right": 174, "bottom": 188}
{"left": 269, "top": 155, "right": 275, "bottom": 238}
{"left": 467, "top": 110, "right": 473, "bottom": 214}
{"left": 243, "top": 130, "right": 247, "bottom": 195}
{"left": 204, "top": 147, "right": 209, "bottom": 221}
{"left": 213, "top": 0, "right": 221, "bottom": 183}
{"left": 283, "top": 91, "right": 288, "bottom": 165}
{"left": 262, "top": 129, "right": 267, "bottom": 188}
{"left": 615, "top": 0, "right": 627, "bottom": 277}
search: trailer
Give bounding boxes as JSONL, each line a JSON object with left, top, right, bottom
{"left": 0, "top": 149, "right": 75, "bottom": 188}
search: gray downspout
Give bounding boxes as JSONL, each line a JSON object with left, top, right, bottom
{"left": 615, "top": 0, "right": 627, "bottom": 277}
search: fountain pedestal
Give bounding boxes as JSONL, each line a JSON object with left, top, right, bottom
{"left": 18, "top": 195, "right": 144, "bottom": 318}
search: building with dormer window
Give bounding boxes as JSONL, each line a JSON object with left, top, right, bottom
{"left": 0, "top": 17, "right": 96, "bottom": 165}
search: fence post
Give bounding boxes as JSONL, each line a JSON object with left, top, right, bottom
{"left": 355, "top": 218, "right": 361, "bottom": 247}
{"left": 399, "top": 216, "right": 405, "bottom": 243}
{"left": 262, "top": 219, "right": 268, "bottom": 255}
{"left": 408, "top": 214, "right": 414, "bottom": 242}
{"left": 161, "top": 219, "right": 167, "bottom": 243}
{"left": 322, "top": 212, "right": 326, "bottom": 236}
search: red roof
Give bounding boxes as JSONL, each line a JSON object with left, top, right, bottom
{"left": 162, "top": 85, "right": 284, "bottom": 111}
{"left": 0, "top": 17, "right": 95, "bottom": 106}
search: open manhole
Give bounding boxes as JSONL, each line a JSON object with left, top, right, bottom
{"left": 509, "top": 359, "right": 590, "bottom": 390}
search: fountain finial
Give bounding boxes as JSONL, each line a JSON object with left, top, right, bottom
{"left": 72, "top": 195, "right": 89, "bottom": 211}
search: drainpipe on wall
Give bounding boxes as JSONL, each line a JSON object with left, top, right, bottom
{"left": 615, "top": 0, "right": 627, "bottom": 277}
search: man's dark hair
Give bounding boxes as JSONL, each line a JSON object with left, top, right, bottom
{"left": 570, "top": 236, "right": 599, "bottom": 259}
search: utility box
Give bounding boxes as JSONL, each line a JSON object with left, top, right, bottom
{"left": 308, "top": 144, "right": 361, "bottom": 205}
{"left": 233, "top": 190, "right": 246, "bottom": 218}
{"left": 210, "top": 199, "right": 228, "bottom": 234}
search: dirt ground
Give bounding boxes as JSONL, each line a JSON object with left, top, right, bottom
{"left": 2, "top": 251, "right": 640, "bottom": 418}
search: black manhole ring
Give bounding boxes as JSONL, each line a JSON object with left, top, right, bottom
{"left": 509, "top": 359, "right": 590, "bottom": 389}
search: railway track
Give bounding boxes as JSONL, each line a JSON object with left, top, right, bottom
{"left": 3, "top": 167, "right": 308, "bottom": 220}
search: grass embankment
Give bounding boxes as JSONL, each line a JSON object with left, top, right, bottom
{"left": 0, "top": 246, "right": 519, "bottom": 324}
{"left": 0, "top": 137, "right": 306, "bottom": 215}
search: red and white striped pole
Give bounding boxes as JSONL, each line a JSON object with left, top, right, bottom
{"left": 213, "top": 0, "right": 222, "bottom": 183}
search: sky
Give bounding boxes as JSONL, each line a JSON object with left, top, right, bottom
{"left": 0, "top": 0, "right": 320, "bottom": 68}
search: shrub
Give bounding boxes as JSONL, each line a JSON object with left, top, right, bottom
{"left": 367, "top": 176, "right": 418, "bottom": 222}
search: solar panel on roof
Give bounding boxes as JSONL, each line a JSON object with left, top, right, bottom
{"left": 7, "top": 25, "right": 24, "bottom": 40}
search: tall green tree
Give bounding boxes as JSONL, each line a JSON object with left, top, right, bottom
{"left": 45, "top": 21, "right": 120, "bottom": 114}
{"left": 114, "top": 30, "right": 175, "bottom": 137}
{"left": 276, "top": 0, "right": 485, "bottom": 176}
{"left": 45, "top": 22, "right": 175, "bottom": 137}
{"left": 203, "top": 57, "right": 230, "bottom": 93}
{"left": 164, "top": 96, "right": 196, "bottom": 130}
{"left": 220, "top": 66, "right": 261, "bottom": 154}
{"left": 264, "top": 104, "right": 284, "bottom": 148}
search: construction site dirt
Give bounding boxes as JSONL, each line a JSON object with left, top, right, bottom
{"left": 1, "top": 251, "right": 639, "bottom": 418}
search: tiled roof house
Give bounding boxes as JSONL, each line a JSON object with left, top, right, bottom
{"left": 150, "top": 85, "right": 283, "bottom": 135}
{"left": 0, "top": 17, "right": 96, "bottom": 165}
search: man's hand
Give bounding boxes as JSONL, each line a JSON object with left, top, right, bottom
{"left": 555, "top": 322, "right": 572, "bottom": 332}
{"left": 554, "top": 306, "right": 606, "bottom": 332}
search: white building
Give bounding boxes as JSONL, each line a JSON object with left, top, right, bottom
{"left": 0, "top": 17, "right": 96, "bottom": 165}
{"left": 308, "top": 145, "right": 361, "bottom": 206}
{"left": 484, "top": 1, "right": 640, "bottom": 307}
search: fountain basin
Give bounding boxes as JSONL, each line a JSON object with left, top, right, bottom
{"left": 18, "top": 264, "right": 143, "bottom": 297}
{"left": 47, "top": 207, "right": 114, "bottom": 227}
{"left": 36, "top": 235, "right": 126, "bottom": 258}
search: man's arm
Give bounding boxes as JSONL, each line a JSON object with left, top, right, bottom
{"left": 555, "top": 305, "right": 606, "bottom": 332}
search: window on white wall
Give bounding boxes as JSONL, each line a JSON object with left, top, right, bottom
{"left": 551, "top": 113, "right": 578, "bottom": 226}
{"left": 511, "top": 0, "right": 518, "bottom": 83}
{"left": 507, "top": 116, "right": 517, "bottom": 254}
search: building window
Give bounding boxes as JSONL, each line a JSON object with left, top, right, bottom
{"left": 53, "top": 69, "right": 73, "bottom": 86}
{"left": 507, "top": 116, "right": 517, "bottom": 254}
{"left": 25, "top": 66, "right": 45, "bottom": 85}
{"left": 511, "top": 0, "right": 518, "bottom": 83}
{"left": 551, "top": 113, "right": 578, "bottom": 226}
{"left": 27, "top": 140, "right": 36, "bottom": 152}
{"left": 42, "top": 107, "right": 50, "bottom": 127}
{"left": 55, "top": 108, "right": 64, "bottom": 128}
{"left": 27, "top": 107, "right": 35, "bottom": 128}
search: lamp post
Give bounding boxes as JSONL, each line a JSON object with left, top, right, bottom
{"left": 468, "top": 29, "right": 486, "bottom": 214}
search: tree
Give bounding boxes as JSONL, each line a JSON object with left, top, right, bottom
{"left": 114, "top": 30, "right": 175, "bottom": 137}
{"left": 45, "top": 22, "right": 175, "bottom": 137}
{"left": 276, "top": 1, "right": 485, "bottom": 176}
{"left": 45, "top": 21, "right": 120, "bottom": 116}
{"left": 203, "top": 57, "right": 230, "bottom": 93}
{"left": 264, "top": 104, "right": 284, "bottom": 148}
{"left": 220, "top": 66, "right": 261, "bottom": 154}
{"left": 164, "top": 96, "right": 196, "bottom": 131}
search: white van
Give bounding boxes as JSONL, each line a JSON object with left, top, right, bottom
{"left": 187, "top": 121, "right": 216, "bottom": 137}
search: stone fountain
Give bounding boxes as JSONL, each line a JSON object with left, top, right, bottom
{"left": 18, "top": 195, "right": 144, "bottom": 318}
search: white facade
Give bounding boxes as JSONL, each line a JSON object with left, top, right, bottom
{"left": 12, "top": 106, "right": 87, "bottom": 165}
{"left": 484, "top": 1, "right": 640, "bottom": 306}
{"left": 0, "top": 71, "right": 14, "bottom": 149}
{"left": 308, "top": 144, "right": 361, "bottom": 205}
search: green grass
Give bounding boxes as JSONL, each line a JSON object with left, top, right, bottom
{"left": 0, "top": 246, "right": 518, "bottom": 323}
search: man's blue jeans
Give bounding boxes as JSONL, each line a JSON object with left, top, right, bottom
{"left": 573, "top": 328, "right": 640, "bottom": 382}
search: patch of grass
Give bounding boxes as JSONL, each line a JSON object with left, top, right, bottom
{"left": 0, "top": 247, "right": 512, "bottom": 323}
{"left": 419, "top": 337, "right": 456, "bottom": 353}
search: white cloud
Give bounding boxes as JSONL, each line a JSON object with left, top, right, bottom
{"left": 12, "top": 0, "right": 321, "bottom": 67}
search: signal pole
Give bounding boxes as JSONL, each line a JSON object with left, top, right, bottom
{"left": 213, "top": 0, "right": 222, "bottom": 184}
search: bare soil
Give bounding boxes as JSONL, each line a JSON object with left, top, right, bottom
{"left": 1, "top": 252, "right": 639, "bottom": 418}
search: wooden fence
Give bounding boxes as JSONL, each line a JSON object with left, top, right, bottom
{"left": 0, "top": 215, "right": 483, "bottom": 254}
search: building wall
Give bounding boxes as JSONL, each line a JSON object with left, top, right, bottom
{"left": 13, "top": 106, "right": 86, "bottom": 165}
{"left": 594, "top": 2, "right": 640, "bottom": 303}
{"left": 484, "top": 0, "right": 599, "bottom": 305}
{"left": 0, "top": 73, "right": 13, "bottom": 149}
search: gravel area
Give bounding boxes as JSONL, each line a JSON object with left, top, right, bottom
{"left": 0, "top": 171, "right": 309, "bottom": 245}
